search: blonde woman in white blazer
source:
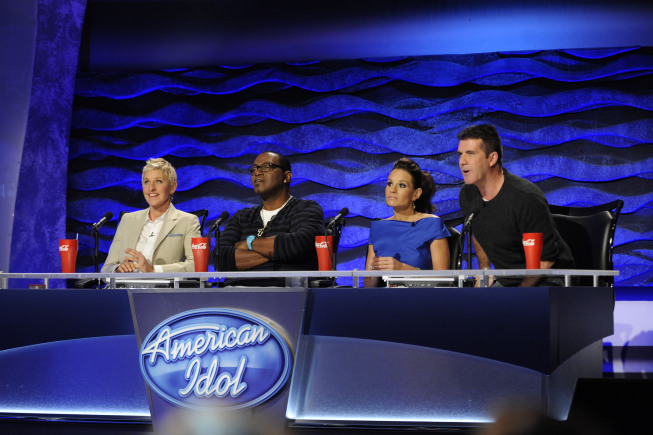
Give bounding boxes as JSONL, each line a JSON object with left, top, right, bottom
{"left": 101, "top": 158, "right": 200, "bottom": 273}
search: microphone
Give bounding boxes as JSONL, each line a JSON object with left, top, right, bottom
{"left": 208, "top": 211, "right": 230, "bottom": 234}
{"left": 92, "top": 212, "right": 113, "bottom": 230}
{"left": 327, "top": 207, "right": 349, "bottom": 227}
{"left": 91, "top": 211, "right": 112, "bottom": 275}
{"left": 463, "top": 207, "right": 480, "bottom": 230}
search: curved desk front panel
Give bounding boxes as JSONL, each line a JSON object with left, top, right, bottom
{"left": 0, "top": 285, "right": 614, "bottom": 429}
{"left": 287, "top": 286, "right": 613, "bottom": 426}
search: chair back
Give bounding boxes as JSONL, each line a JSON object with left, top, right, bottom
{"left": 446, "top": 226, "right": 462, "bottom": 270}
{"left": 444, "top": 217, "right": 464, "bottom": 270}
{"left": 191, "top": 209, "right": 209, "bottom": 235}
{"left": 549, "top": 199, "right": 623, "bottom": 286}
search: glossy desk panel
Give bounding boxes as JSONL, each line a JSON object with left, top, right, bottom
{"left": 0, "top": 285, "right": 615, "bottom": 428}
{"left": 0, "top": 335, "right": 149, "bottom": 419}
{"left": 0, "top": 289, "right": 134, "bottom": 351}
{"left": 303, "top": 286, "right": 614, "bottom": 374}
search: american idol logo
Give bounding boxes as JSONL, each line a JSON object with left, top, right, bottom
{"left": 139, "top": 308, "right": 292, "bottom": 410}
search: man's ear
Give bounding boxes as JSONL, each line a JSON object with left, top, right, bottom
{"left": 489, "top": 151, "right": 499, "bottom": 167}
{"left": 284, "top": 171, "right": 292, "bottom": 184}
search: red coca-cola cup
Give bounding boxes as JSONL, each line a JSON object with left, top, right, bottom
{"left": 315, "top": 235, "right": 333, "bottom": 271}
{"left": 191, "top": 237, "right": 210, "bottom": 272}
{"left": 522, "top": 233, "right": 543, "bottom": 269}
{"left": 59, "top": 239, "right": 78, "bottom": 273}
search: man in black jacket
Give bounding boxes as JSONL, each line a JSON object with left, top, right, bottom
{"left": 214, "top": 151, "right": 325, "bottom": 286}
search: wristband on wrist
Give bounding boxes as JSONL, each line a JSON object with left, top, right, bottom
{"left": 246, "top": 235, "right": 256, "bottom": 251}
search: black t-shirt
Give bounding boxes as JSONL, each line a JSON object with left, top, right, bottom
{"left": 459, "top": 169, "right": 574, "bottom": 284}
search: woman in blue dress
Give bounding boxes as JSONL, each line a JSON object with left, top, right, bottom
{"left": 364, "top": 158, "right": 450, "bottom": 287}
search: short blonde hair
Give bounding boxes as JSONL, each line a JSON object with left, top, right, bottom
{"left": 143, "top": 158, "right": 177, "bottom": 186}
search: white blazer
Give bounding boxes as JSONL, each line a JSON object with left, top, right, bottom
{"left": 101, "top": 203, "right": 201, "bottom": 273}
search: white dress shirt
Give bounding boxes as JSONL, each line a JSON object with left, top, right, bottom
{"left": 135, "top": 208, "right": 169, "bottom": 272}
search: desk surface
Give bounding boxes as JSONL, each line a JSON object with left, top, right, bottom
{"left": 1, "top": 269, "right": 619, "bottom": 289}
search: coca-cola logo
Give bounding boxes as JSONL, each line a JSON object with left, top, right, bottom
{"left": 59, "top": 245, "right": 70, "bottom": 251}
{"left": 522, "top": 238, "right": 536, "bottom": 247}
{"left": 315, "top": 241, "right": 328, "bottom": 249}
{"left": 192, "top": 242, "right": 208, "bottom": 250}
{"left": 140, "top": 308, "right": 292, "bottom": 410}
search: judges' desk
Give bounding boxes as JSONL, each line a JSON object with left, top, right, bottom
{"left": 0, "top": 271, "right": 615, "bottom": 431}
{"left": 289, "top": 286, "right": 614, "bottom": 427}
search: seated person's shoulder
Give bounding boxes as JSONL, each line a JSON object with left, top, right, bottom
{"left": 417, "top": 215, "right": 446, "bottom": 228}
{"left": 509, "top": 181, "right": 548, "bottom": 208}
{"left": 508, "top": 173, "right": 543, "bottom": 196}
{"left": 122, "top": 209, "right": 144, "bottom": 218}
{"left": 117, "top": 209, "right": 146, "bottom": 227}
{"left": 411, "top": 214, "right": 441, "bottom": 222}
{"left": 176, "top": 209, "right": 201, "bottom": 223}
{"left": 231, "top": 205, "right": 260, "bottom": 219}
{"left": 290, "top": 198, "right": 324, "bottom": 216}
{"left": 295, "top": 198, "right": 323, "bottom": 209}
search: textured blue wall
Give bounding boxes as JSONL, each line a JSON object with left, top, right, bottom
{"left": 69, "top": 48, "right": 653, "bottom": 285}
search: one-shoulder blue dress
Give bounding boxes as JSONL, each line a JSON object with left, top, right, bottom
{"left": 368, "top": 217, "right": 450, "bottom": 270}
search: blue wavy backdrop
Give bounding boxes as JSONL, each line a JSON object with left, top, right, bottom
{"left": 69, "top": 48, "right": 653, "bottom": 285}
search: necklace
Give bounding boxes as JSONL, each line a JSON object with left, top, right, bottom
{"left": 258, "top": 195, "right": 293, "bottom": 236}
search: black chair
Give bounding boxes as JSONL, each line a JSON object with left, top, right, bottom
{"left": 191, "top": 209, "right": 209, "bottom": 235}
{"left": 549, "top": 199, "right": 623, "bottom": 287}
{"left": 119, "top": 208, "right": 209, "bottom": 234}
{"left": 444, "top": 217, "right": 464, "bottom": 270}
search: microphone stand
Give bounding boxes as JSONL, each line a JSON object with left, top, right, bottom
{"left": 330, "top": 225, "right": 337, "bottom": 277}
{"left": 466, "top": 225, "right": 473, "bottom": 270}
{"left": 213, "top": 225, "right": 221, "bottom": 273}
{"left": 459, "top": 220, "right": 473, "bottom": 270}
{"left": 324, "top": 224, "right": 334, "bottom": 287}
{"left": 209, "top": 213, "right": 229, "bottom": 281}
{"left": 326, "top": 217, "right": 345, "bottom": 286}
{"left": 91, "top": 226, "right": 101, "bottom": 288}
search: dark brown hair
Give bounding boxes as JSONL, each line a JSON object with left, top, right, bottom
{"left": 457, "top": 124, "right": 503, "bottom": 167}
{"left": 392, "top": 158, "right": 436, "bottom": 213}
